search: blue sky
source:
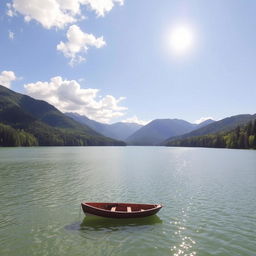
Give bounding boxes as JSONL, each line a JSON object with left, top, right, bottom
{"left": 0, "top": 0, "right": 255, "bottom": 124}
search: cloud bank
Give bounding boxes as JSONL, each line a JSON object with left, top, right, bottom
{"left": 24, "top": 76, "right": 127, "bottom": 123}
{"left": 6, "top": 0, "right": 124, "bottom": 65}
{"left": 0, "top": 71, "right": 17, "bottom": 88}
{"left": 7, "top": 0, "right": 124, "bottom": 29}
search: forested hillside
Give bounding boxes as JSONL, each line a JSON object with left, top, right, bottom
{"left": 166, "top": 119, "right": 256, "bottom": 149}
{"left": 164, "top": 114, "right": 256, "bottom": 144}
{"left": 0, "top": 85, "right": 125, "bottom": 146}
{"left": 0, "top": 123, "right": 38, "bottom": 146}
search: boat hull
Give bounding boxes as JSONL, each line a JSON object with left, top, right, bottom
{"left": 81, "top": 202, "right": 162, "bottom": 218}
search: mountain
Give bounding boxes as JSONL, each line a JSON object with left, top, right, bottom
{"left": 107, "top": 122, "right": 143, "bottom": 141}
{"left": 0, "top": 85, "right": 125, "bottom": 146}
{"left": 65, "top": 112, "right": 142, "bottom": 141}
{"left": 166, "top": 119, "right": 256, "bottom": 149}
{"left": 164, "top": 114, "right": 256, "bottom": 145}
{"left": 196, "top": 119, "right": 215, "bottom": 128}
{"left": 126, "top": 119, "right": 199, "bottom": 145}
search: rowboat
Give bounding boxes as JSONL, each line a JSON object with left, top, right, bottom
{"left": 81, "top": 202, "right": 162, "bottom": 218}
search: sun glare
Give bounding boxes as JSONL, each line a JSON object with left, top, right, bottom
{"left": 167, "top": 25, "right": 194, "bottom": 55}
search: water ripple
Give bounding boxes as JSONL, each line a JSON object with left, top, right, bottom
{"left": 0, "top": 147, "right": 255, "bottom": 256}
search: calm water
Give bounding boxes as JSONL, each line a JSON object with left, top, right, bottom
{"left": 0, "top": 147, "right": 255, "bottom": 256}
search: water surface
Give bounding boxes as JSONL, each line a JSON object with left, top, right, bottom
{"left": 0, "top": 147, "right": 255, "bottom": 255}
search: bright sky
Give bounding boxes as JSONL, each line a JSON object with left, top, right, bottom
{"left": 0, "top": 0, "right": 255, "bottom": 124}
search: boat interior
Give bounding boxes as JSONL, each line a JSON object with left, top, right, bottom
{"left": 87, "top": 203, "right": 158, "bottom": 212}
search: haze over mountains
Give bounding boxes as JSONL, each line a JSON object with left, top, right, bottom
{"left": 66, "top": 112, "right": 142, "bottom": 141}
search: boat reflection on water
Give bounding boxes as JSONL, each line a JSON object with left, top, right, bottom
{"left": 80, "top": 214, "right": 163, "bottom": 231}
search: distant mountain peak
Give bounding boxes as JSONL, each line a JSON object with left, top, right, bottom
{"left": 126, "top": 118, "right": 196, "bottom": 146}
{"left": 65, "top": 112, "right": 143, "bottom": 141}
{"left": 194, "top": 117, "right": 215, "bottom": 124}
{"left": 196, "top": 119, "right": 215, "bottom": 128}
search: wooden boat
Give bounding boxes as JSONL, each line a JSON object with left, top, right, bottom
{"left": 81, "top": 202, "right": 162, "bottom": 218}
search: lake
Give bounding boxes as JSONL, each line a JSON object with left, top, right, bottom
{"left": 0, "top": 147, "right": 255, "bottom": 256}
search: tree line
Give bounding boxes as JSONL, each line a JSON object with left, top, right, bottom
{"left": 166, "top": 119, "right": 256, "bottom": 149}
{"left": 0, "top": 122, "right": 125, "bottom": 147}
{"left": 0, "top": 123, "right": 38, "bottom": 146}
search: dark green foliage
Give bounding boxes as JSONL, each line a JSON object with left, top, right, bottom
{"left": 0, "top": 85, "right": 126, "bottom": 147}
{"left": 253, "top": 119, "right": 256, "bottom": 134}
{"left": 166, "top": 119, "right": 256, "bottom": 150}
{"left": 0, "top": 123, "right": 38, "bottom": 146}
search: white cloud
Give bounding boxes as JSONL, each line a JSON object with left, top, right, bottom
{"left": 24, "top": 76, "right": 127, "bottom": 123}
{"left": 194, "top": 116, "right": 214, "bottom": 124}
{"left": 83, "top": 0, "right": 124, "bottom": 17}
{"left": 0, "top": 71, "right": 17, "bottom": 88}
{"left": 57, "top": 24, "right": 106, "bottom": 66}
{"left": 122, "top": 115, "right": 149, "bottom": 126}
{"left": 8, "top": 0, "right": 76, "bottom": 29}
{"left": 7, "top": 0, "right": 124, "bottom": 29}
{"left": 8, "top": 31, "right": 15, "bottom": 40}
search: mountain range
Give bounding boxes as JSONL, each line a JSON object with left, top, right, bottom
{"left": 65, "top": 112, "right": 256, "bottom": 147}
{"left": 164, "top": 114, "right": 256, "bottom": 144}
{"left": 65, "top": 112, "right": 142, "bottom": 141}
{"left": 166, "top": 117, "right": 256, "bottom": 149}
{"left": 66, "top": 114, "right": 215, "bottom": 145}
{"left": 125, "top": 119, "right": 215, "bottom": 145}
{"left": 0, "top": 85, "right": 255, "bottom": 148}
{"left": 0, "top": 85, "right": 125, "bottom": 146}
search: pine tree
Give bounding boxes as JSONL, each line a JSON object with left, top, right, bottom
{"left": 253, "top": 119, "right": 256, "bottom": 135}
{"left": 246, "top": 121, "right": 252, "bottom": 136}
{"left": 253, "top": 135, "right": 256, "bottom": 149}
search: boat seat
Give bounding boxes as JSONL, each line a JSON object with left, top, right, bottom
{"left": 111, "top": 206, "right": 116, "bottom": 212}
{"left": 127, "top": 206, "right": 132, "bottom": 212}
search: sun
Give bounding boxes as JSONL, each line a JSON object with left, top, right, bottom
{"left": 167, "top": 25, "right": 194, "bottom": 55}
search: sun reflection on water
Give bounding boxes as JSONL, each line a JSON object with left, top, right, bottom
{"left": 170, "top": 205, "right": 197, "bottom": 256}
